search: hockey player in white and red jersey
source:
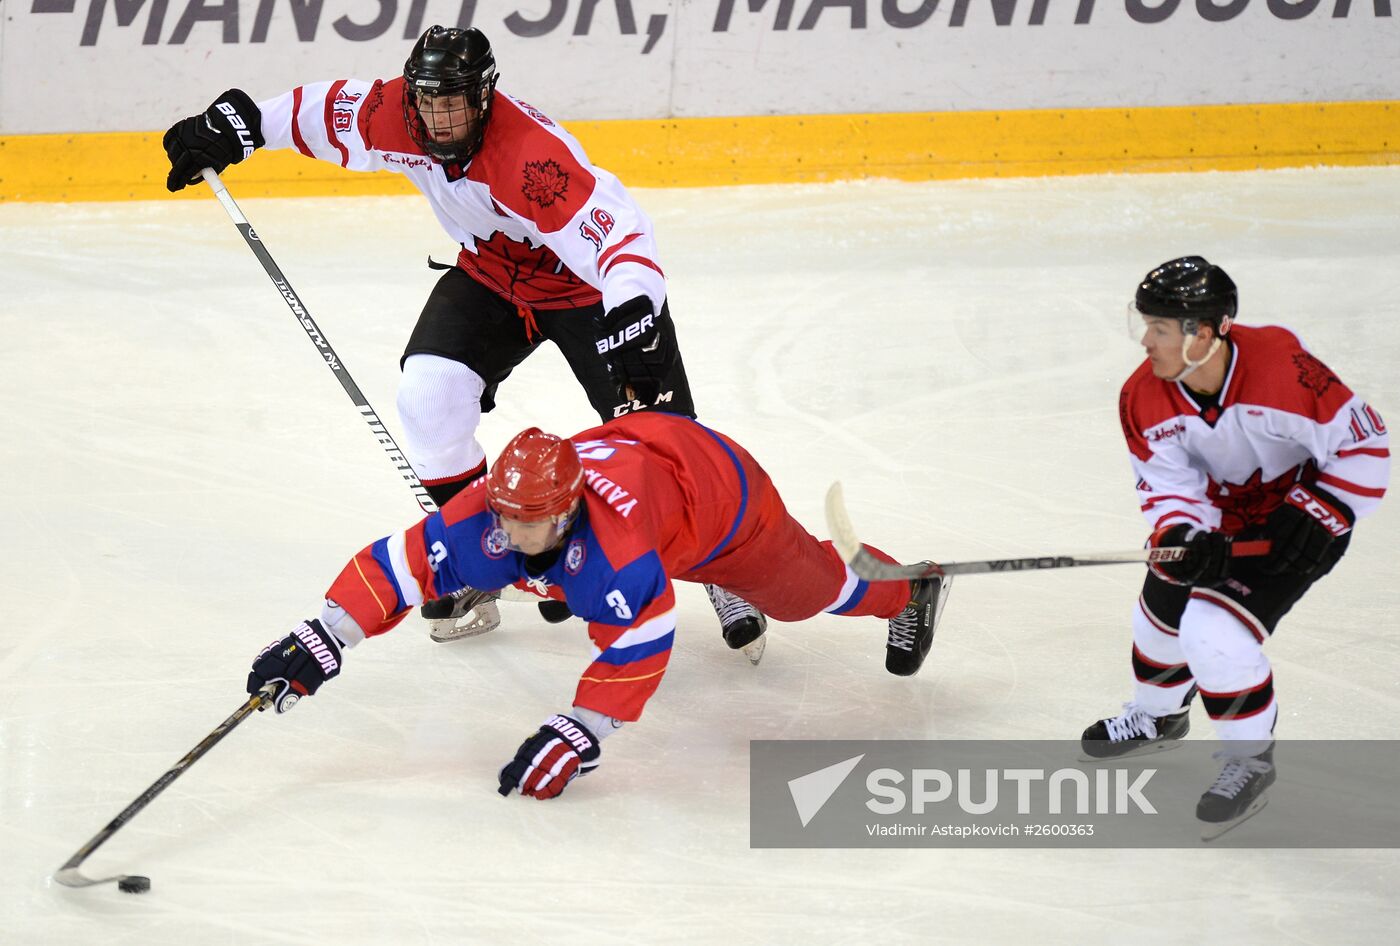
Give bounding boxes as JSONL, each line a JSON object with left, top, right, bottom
{"left": 161, "top": 25, "right": 764, "bottom": 650}
{"left": 1081, "top": 256, "right": 1389, "bottom": 836}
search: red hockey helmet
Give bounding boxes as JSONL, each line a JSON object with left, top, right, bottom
{"left": 486, "top": 428, "right": 584, "bottom": 521}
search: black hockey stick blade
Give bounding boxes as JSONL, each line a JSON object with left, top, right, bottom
{"left": 824, "top": 482, "right": 1270, "bottom": 581}
{"left": 53, "top": 685, "right": 276, "bottom": 890}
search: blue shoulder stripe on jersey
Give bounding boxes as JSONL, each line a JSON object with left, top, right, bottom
{"left": 369, "top": 537, "right": 408, "bottom": 614}
{"left": 596, "top": 630, "right": 675, "bottom": 666}
{"left": 830, "top": 577, "right": 871, "bottom": 615}
{"left": 689, "top": 420, "right": 748, "bottom": 569}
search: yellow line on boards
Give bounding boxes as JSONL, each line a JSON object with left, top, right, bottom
{"left": 2, "top": 101, "right": 1395, "bottom": 202}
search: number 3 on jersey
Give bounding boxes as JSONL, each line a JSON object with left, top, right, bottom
{"left": 605, "top": 589, "right": 632, "bottom": 620}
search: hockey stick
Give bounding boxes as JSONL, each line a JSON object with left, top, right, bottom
{"left": 199, "top": 168, "right": 437, "bottom": 515}
{"left": 825, "top": 482, "right": 1271, "bottom": 581}
{"left": 199, "top": 170, "right": 505, "bottom": 638}
{"left": 54, "top": 684, "right": 277, "bottom": 892}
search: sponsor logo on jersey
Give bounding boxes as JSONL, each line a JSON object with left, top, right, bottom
{"left": 482, "top": 525, "right": 509, "bottom": 559}
{"left": 1147, "top": 422, "right": 1186, "bottom": 443}
{"left": 384, "top": 152, "right": 432, "bottom": 170}
{"left": 565, "top": 538, "right": 587, "bottom": 574}
{"left": 517, "top": 100, "right": 556, "bottom": 126}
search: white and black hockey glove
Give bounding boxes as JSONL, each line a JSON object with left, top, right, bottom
{"left": 595, "top": 296, "right": 678, "bottom": 406}
{"left": 164, "top": 89, "right": 264, "bottom": 192}
{"left": 247, "top": 619, "right": 344, "bottom": 714}
{"left": 497, "top": 714, "right": 601, "bottom": 800}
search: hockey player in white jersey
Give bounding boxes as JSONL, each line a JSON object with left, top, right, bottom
{"left": 1080, "top": 257, "right": 1389, "bottom": 835}
{"left": 161, "top": 25, "right": 764, "bottom": 650}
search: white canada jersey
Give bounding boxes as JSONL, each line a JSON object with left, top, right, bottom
{"left": 255, "top": 78, "right": 665, "bottom": 314}
{"left": 1119, "top": 324, "right": 1389, "bottom": 534}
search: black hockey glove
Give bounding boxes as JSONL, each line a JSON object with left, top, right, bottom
{"left": 1147, "top": 524, "right": 1232, "bottom": 587}
{"left": 498, "top": 714, "right": 601, "bottom": 799}
{"left": 1261, "top": 484, "right": 1353, "bottom": 578}
{"left": 247, "top": 619, "right": 343, "bottom": 714}
{"left": 595, "top": 296, "right": 677, "bottom": 406}
{"left": 163, "top": 89, "right": 264, "bottom": 192}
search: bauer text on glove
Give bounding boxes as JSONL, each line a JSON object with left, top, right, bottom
{"left": 163, "top": 89, "right": 264, "bottom": 192}
{"left": 594, "top": 296, "right": 677, "bottom": 405}
{"left": 1147, "top": 523, "right": 1232, "bottom": 587}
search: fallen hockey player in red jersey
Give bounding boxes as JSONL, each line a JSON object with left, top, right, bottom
{"left": 1080, "top": 256, "right": 1389, "bottom": 838}
{"left": 246, "top": 412, "right": 949, "bottom": 800}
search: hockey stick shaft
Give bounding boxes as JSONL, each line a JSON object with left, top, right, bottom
{"left": 200, "top": 168, "right": 437, "bottom": 514}
{"left": 825, "top": 481, "right": 1271, "bottom": 581}
{"left": 54, "top": 685, "right": 276, "bottom": 887}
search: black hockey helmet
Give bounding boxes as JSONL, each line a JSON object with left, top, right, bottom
{"left": 402, "top": 25, "right": 498, "bottom": 163}
{"left": 1133, "top": 256, "right": 1238, "bottom": 334}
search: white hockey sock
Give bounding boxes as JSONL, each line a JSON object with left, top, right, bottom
{"left": 1179, "top": 596, "right": 1277, "bottom": 742}
{"left": 1129, "top": 593, "right": 1196, "bottom": 716}
{"left": 398, "top": 353, "right": 488, "bottom": 482}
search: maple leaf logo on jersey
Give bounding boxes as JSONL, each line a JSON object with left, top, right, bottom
{"left": 1292, "top": 352, "right": 1339, "bottom": 397}
{"left": 1206, "top": 465, "right": 1312, "bottom": 533}
{"left": 521, "top": 160, "right": 569, "bottom": 208}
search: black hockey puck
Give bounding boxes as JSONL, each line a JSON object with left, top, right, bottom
{"left": 117, "top": 875, "right": 151, "bottom": 894}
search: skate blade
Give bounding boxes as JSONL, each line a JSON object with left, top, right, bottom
{"left": 428, "top": 601, "right": 503, "bottom": 643}
{"left": 741, "top": 635, "right": 766, "bottom": 666}
{"left": 1200, "top": 796, "right": 1269, "bottom": 842}
{"left": 1077, "top": 738, "right": 1184, "bottom": 764}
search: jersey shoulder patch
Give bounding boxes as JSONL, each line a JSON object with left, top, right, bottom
{"left": 358, "top": 77, "right": 423, "bottom": 155}
{"left": 467, "top": 94, "right": 597, "bottom": 232}
{"left": 1232, "top": 325, "right": 1354, "bottom": 422}
{"left": 1120, "top": 361, "right": 1181, "bottom": 461}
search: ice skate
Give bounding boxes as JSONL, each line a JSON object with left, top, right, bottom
{"left": 422, "top": 586, "right": 502, "bottom": 642}
{"left": 705, "top": 584, "right": 767, "bottom": 665}
{"left": 885, "top": 568, "right": 951, "bottom": 676}
{"left": 1080, "top": 702, "right": 1190, "bottom": 761}
{"left": 1198, "top": 744, "right": 1276, "bottom": 841}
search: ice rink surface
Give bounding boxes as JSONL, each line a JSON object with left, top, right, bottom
{"left": 3, "top": 166, "right": 1399, "bottom": 944}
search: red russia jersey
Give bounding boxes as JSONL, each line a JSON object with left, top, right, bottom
{"left": 323, "top": 414, "right": 752, "bottom": 722}
{"left": 256, "top": 79, "right": 665, "bottom": 313}
{"left": 1119, "top": 324, "right": 1389, "bottom": 534}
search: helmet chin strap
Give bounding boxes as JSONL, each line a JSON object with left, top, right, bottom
{"left": 1168, "top": 333, "right": 1221, "bottom": 384}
